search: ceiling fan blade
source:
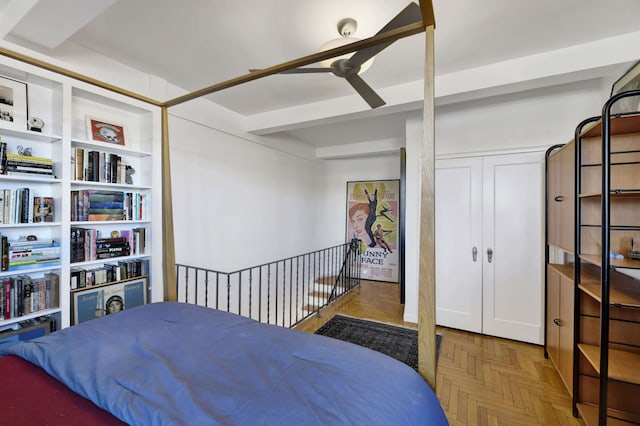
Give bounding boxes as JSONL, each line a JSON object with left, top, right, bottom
{"left": 350, "top": 2, "right": 422, "bottom": 67}
{"left": 249, "top": 67, "right": 333, "bottom": 74}
{"left": 345, "top": 74, "right": 386, "bottom": 109}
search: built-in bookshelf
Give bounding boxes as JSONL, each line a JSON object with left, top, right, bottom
{"left": 0, "top": 54, "right": 161, "bottom": 331}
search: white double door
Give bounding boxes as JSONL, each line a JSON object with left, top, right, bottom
{"left": 435, "top": 152, "right": 544, "bottom": 344}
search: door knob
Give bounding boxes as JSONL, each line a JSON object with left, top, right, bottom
{"left": 487, "top": 248, "right": 493, "bottom": 263}
{"left": 553, "top": 319, "right": 561, "bottom": 326}
{"left": 554, "top": 196, "right": 564, "bottom": 202}
{"left": 472, "top": 247, "right": 478, "bottom": 262}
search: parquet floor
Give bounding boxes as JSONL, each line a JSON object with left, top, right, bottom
{"left": 295, "top": 280, "right": 584, "bottom": 426}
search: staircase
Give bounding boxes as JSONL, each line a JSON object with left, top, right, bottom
{"left": 303, "top": 279, "right": 333, "bottom": 316}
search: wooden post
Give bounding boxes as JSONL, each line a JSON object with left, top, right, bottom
{"left": 418, "top": 24, "right": 436, "bottom": 388}
{"left": 162, "top": 106, "right": 177, "bottom": 301}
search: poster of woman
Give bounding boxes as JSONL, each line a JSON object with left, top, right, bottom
{"left": 346, "top": 180, "right": 400, "bottom": 282}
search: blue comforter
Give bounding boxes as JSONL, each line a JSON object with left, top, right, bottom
{"left": 2, "top": 302, "right": 448, "bottom": 425}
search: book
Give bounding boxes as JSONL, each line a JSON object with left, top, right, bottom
{"left": 6, "top": 153, "right": 53, "bottom": 164}
{"left": 0, "top": 141, "right": 6, "bottom": 174}
{"left": 74, "top": 147, "right": 84, "bottom": 181}
{"left": 33, "top": 197, "right": 54, "bottom": 222}
{"left": 46, "top": 272, "right": 59, "bottom": 309}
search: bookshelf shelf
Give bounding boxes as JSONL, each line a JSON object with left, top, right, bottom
{"left": 0, "top": 128, "right": 62, "bottom": 143}
{"left": 70, "top": 254, "right": 151, "bottom": 268}
{"left": 71, "top": 138, "right": 152, "bottom": 158}
{"left": 0, "top": 222, "right": 62, "bottom": 228}
{"left": 70, "top": 181, "right": 151, "bottom": 191}
{"left": 0, "top": 307, "right": 62, "bottom": 328}
{"left": 579, "top": 254, "right": 640, "bottom": 269}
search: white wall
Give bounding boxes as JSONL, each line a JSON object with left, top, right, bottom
{"left": 315, "top": 155, "right": 400, "bottom": 249}
{"left": 435, "top": 79, "right": 609, "bottom": 156}
{"left": 169, "top": 114, "right": 324, "bottom": 271}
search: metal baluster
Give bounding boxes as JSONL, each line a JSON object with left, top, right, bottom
{"left": 267, "top": 264, "right": 271, "bottom": 324}
{"left": 248, "top": 269, "right": 252, "bottom": 320}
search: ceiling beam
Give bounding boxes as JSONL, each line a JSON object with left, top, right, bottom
{"left": 5, "top": 0, "right": 118, "bottom": 50}
{"left": 0, "top": 0, "right": 39, "bottom": 39}
{"left": 164, "top": 21, "right": 426, "bottom": 108}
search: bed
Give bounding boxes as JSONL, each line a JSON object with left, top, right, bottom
{"left": 0, "top": 302, "right": 447, "bottom": 425}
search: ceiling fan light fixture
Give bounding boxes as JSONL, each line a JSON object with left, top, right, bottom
{"left": 318, "top": 18, "right": 374, "bottom": 73}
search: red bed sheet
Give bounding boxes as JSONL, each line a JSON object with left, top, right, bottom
{"left": 0, "top": 355, "right": 124, "bottom": 425}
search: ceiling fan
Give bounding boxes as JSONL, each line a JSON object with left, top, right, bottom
{"left": 250, "top": 3, "right": 422, "bottom": 109}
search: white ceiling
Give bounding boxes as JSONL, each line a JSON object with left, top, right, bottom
{"left": 2, "top": 0, "right": 640, "bottom": 148}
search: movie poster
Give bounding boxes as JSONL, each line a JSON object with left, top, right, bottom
{"left": 346, "top": 180, "right": 400, "bottom": 282}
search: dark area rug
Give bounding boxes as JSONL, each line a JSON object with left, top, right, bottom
{"left": 314, "top": 315, "right": 441, "bottom": 371}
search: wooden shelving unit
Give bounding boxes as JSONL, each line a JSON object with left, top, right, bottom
{"left": 573, "top": 93, "right": 640, "bottom": 425}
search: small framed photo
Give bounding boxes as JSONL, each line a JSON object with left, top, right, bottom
{"left": 72, "top": 277, "right": 147, "bottom": 324}
{"left": 0, "top": 76, "right": 28, "bottom": 131}
{"left": 86, "top": 116, "right": 126, "bottom": 146}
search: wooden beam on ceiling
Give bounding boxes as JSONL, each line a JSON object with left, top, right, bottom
{"left": 164, "top": 21, "right": 425, "bottom": 108}
{"left": 419, "top": 0, "right": 436, "bottom": 29}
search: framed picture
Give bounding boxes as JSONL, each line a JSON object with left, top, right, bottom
{"left": 0, "top": 76, "right": 28, "bottom": 131}
{"left": 86, "top": 116, "right": 126, "bottom": 145}
{"left": 72, "top": 277, "right": 147, "bottom": 324}
{"left": 346, "top": 179, "right": 400, "bottom": 282}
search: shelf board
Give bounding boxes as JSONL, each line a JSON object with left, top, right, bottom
{"left": 70, "top": 219, "right": 150, "bottom": 225}
{"left": 0, "top": 127, "right": 62, "bottom": 142}
{"left": 0, "top": 265, "right": 60, "bottom": 277}
{"left": 0, "top": 175, "right": 61, "bottom": 184}
{"left": 580, "top": 254, "right": 640, "bottom": 269}
{"left": 579, "top": 283, "right": 640, "bottom": 308}
{"left": 548, "top": 263, "right": 600, "bottom": 283}
{"left": 581, "top": 113, "right": 640, "bottom": 138}
{"left": 578, "top": 344, "right": 640, "bottom": 385}
{"left": 0, "top": 221, "right": 62, "bottom": 228}
{"left": 71, "top": 138, "right": 151, "bottom": 157}
{"left": 577, "top": 403, "right": 640, "bottom": 426}
{"left": 0, "top": 307, "right": 61, "bottom": 327}
{"left": 70, "top": 254, "right": 151, "bottom": 268}
{"left": 71, "top": 180, "right": 151, "bottom": 190}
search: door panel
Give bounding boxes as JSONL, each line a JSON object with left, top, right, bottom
{"left": 435, "top": 158, "right": 483, "bottom": 333}
{"left": 482, "top": 152, "right": 544, "bottom": 344}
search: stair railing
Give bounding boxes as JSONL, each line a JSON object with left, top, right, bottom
{"left": 175, "top": 239, "right": 361, "bottom": 328}
{"left": 328, "top": 238, "right": 362, "bottom": 302}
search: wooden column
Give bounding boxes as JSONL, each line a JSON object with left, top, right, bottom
{"left": 418, "top": 24, "right": 436, "bottom": 388}
{"left": 162, "top": 106, "right": 177, "bottom": 301}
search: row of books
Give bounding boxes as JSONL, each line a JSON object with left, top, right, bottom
{"left": 6, "top": 238, "right": 60, "bottom": 272}
{"left": 0, "top": 188, "right": 54, "bottom": 224}
{"left": 0, "top": 143, "right": 55, "bottom": 178}
{"left": 70, "top": 258, "right": 149, "bottom": 290}
{"left": 0, "top": 272, "right": 60, "bottom": 319}
{"left": 70, "top": 227, "right": 146, "bottom": 263}
{"left": 72, "top": 147, "right": 131, "bottom": 184}
{"left": 70, "top": 189, "right": 147, "bottom": 222}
